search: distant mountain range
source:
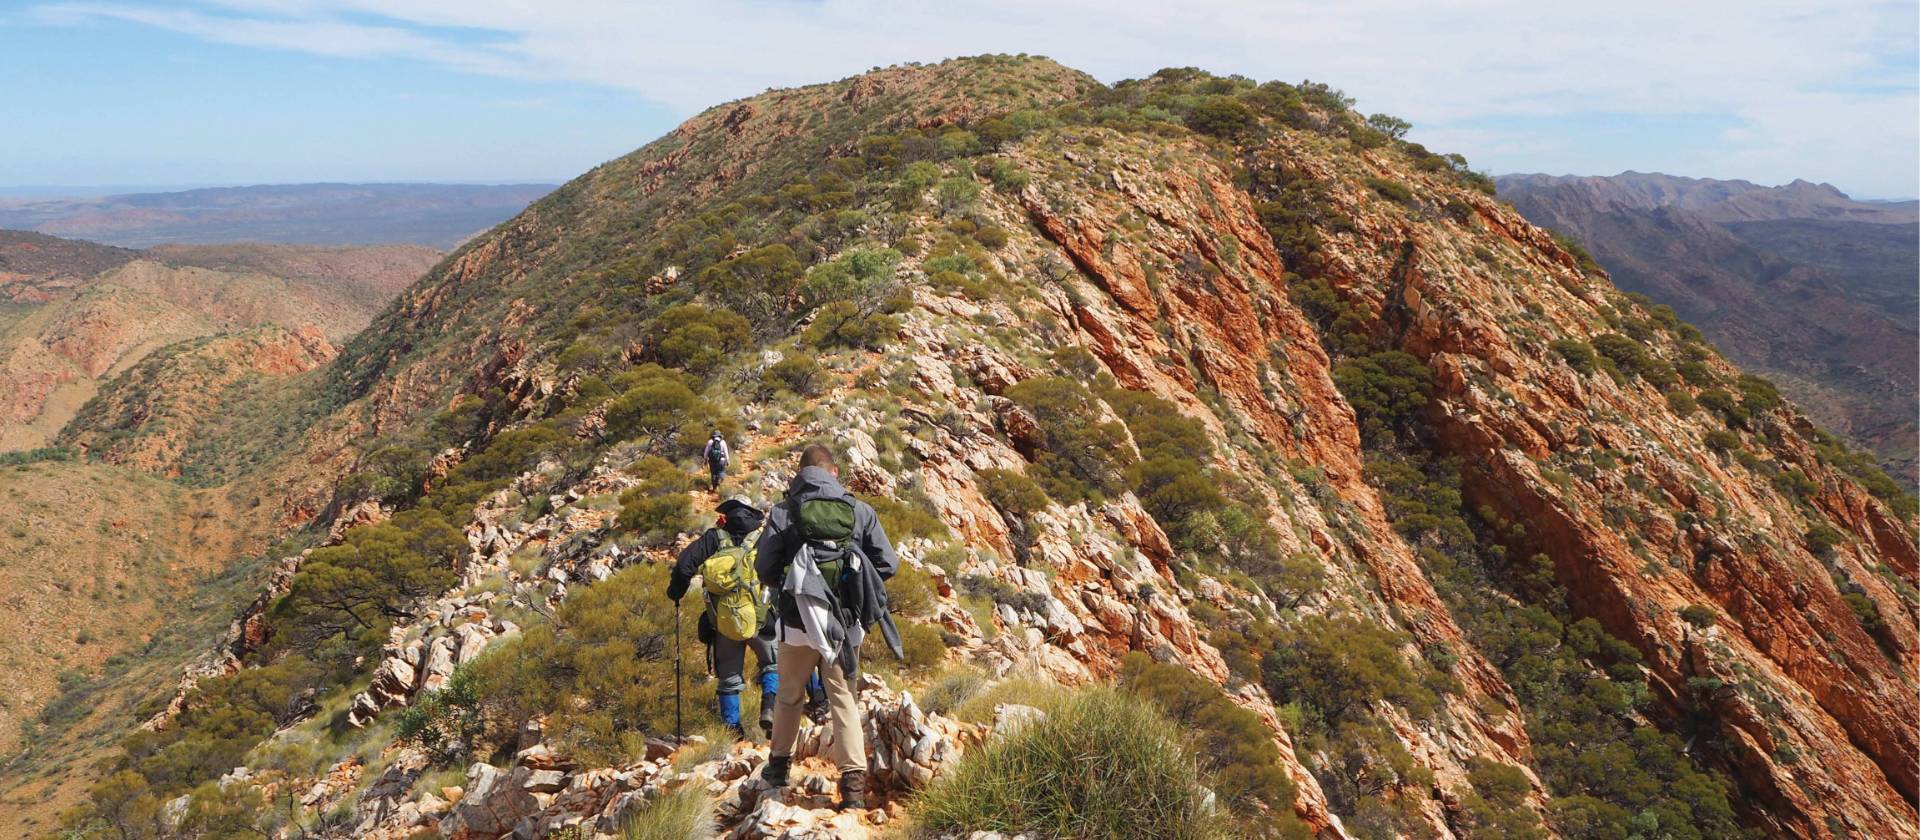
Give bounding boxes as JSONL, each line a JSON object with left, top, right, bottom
{"left": 1497, "top": 171, "right": 1918, "bottom": 482}
{"left": 0, "top": 182, "right": 556, "bottom": 249}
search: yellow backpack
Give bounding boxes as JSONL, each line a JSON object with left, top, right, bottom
{"left": 702, "top": 528, "right": 764, "bottom": 641}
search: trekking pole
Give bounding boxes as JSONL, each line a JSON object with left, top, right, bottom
{"left": 674, "top": 599, "right": 684, "bottom": 741}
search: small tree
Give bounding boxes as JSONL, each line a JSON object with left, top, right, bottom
{"left": 1366, "top": 113, "right": 1412, "bottom": 140}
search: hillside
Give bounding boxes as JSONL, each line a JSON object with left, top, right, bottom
{"left": 0, "top": 456, "right": 278, "bottom": 827}
{"left": 0, "top": 240, "right": 440, "bottom": 454}
{"left": 0, "top": 182, "right": 556, "bottom": 249}
{"left": 29, "top": 57, "right": 1918, "bottom": 840}
{"left": 1495, "top": 172, "right": 1919, "bottom": 482}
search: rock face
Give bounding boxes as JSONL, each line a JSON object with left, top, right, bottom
{"left": 60, "top": 57, "right": 1919, "bottom": 840}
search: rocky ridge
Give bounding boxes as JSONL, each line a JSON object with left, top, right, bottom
{"left": 45, "top": 57, "right": 1919, "bottom": 840}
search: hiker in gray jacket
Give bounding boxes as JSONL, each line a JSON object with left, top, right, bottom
{"left": 755, "top": 444, "right": 897, "bottom": 811}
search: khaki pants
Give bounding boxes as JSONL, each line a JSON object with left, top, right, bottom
{"left": 770, "top": 642, "right": 865, "bottom": 773}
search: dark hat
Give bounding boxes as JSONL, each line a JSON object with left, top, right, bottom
{"left": 716, "top": 495, "right": 759, "bottom": 516}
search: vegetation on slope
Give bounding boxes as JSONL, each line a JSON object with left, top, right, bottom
{"left": 39, "top": 55, "right": 1917, "bottom": 839}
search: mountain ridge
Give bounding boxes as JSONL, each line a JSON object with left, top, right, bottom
{"left": 0, "top": 182, "right": 556, "bottom": 249}
{"left": 1496, "top": 171, "right": 1918, "bottom": 484}
{"left": 20, "top": 57, "right": 1918, "bottom": 840}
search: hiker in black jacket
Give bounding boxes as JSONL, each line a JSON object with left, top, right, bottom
{"left": 755, "top": 444, "right": 898, "bottom": 811}
{"left": 667, "top": 496, "right": 775, "bottom": 739}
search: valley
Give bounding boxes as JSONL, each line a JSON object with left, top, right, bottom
{"left": 1496, "top": 172, "right": 1919, "bottom": 483}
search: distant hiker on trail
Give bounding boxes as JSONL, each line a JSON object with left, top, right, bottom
{"left": 756, "top": 444, "right": 902, "bottom": 811}
{"left": 668, "top": 495, "right": 776, "bottom": 740}
{"left": 703, "top": 431, "right": 730, "bottom": 491}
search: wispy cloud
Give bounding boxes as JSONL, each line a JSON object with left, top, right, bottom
{"left": 30, "top": 0, "right": 1920, "bottom": 195}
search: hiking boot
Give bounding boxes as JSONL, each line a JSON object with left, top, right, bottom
{"left": 761, "top": 755, "right": 790, "bottom": 787}
{"left": 805, "top": 698, "right": 830, "bottom": 725}
{"left": 837, "top": 769, "right": 868, "bottom": 811}
{"left": 759, "top": 690, "right": 777, "bottom": 740}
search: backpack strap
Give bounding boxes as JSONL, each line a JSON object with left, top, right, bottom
{"left": 720, "top": 526, "right": 762, "bottom": 549}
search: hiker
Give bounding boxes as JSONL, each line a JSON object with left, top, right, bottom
{"left": 756, "top": 444, "right": 900, "bottom": 811}
{"left": 667, "top": 496, "right": 776, "bottom": 739}
{"left": 703, "top": 431, "right": 730, "bottom": 492}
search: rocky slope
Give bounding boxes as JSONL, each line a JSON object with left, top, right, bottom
{"left": 0, "top": 240, "right": 440, "bottom": 453}
{"left": 1496, "top": 172, "right": 1918, "bottom": 483}
{"left": 34, "top": 58, "right": 1918, "bottom": 840}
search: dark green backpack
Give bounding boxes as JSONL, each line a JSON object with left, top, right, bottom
{"left": 796, "top": 497, "right": 856, "bottom": 586}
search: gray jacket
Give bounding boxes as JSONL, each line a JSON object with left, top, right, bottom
{"left": 755, "top": 466, "right": 901, "bottom": 673}
{"left": 754, "top": 465, "right": 899, "bottom": 591}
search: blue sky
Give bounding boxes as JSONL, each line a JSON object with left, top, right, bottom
{"left": 4, "top": 1, "right": 1916, "bottom": 198}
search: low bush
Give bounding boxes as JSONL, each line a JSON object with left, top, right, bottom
{"left": 616, "top": 456, "right": 698, "bottom": 546}
{"left": 465, "top": 563, "right": 702, "bottom": 766}
{"left": 1365, "top": 177, "right": 1415, "bottom": 206}
{"left": 617, "top": 785, "right": 711, "bottom": 840}
{"left": 762, "top": 354, "right": 829, "bottom": 396}
{"left": 646, "top": 304, "right": 752, "bottom": 378}
{"left": 1120, "top": 653, "right": 1310, "bottom": 838}
{"left": 975, "top": 468, "right": 1052, "bottom": 520}
{"left": 913, "top": 687, "right": 1231, "bottom": 840}
{"left": 1549, "top": 339, "right": 1597, "bottom": 375}
{"left": 1004, "top": 376, "right": 1135, "bottom": 504}
{"left": 864, "top": 617, "right": 947, "bottom": 674}
{"left": 886, "top": 561, "right": 938, "bottom": 617}
{"left": 1261, "top": 614, "right": 1437, "bottom": 730}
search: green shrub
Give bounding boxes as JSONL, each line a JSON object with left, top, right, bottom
{"left": 867, "top": 492, "right": 950, "bottom": 542}
{"left": 697, "top": 244, "right": 804, "bottom": 335}
{"left": 1704, "top": 430, "right": 1741, "bottom": 453}
{"left": 1186, "top": 96, "right": 1256, "bottom": 138}
{"left": 799, "top": 248, "right": 900, "bottom": 310}
{"left": 1456, "top": 758, "right": 1548, "bottom": 839}
{"left": 273, "top": 509, "right": 464, "bottom": 646}
{"left": 618, "top": 785, "right": 711, "bottom": 840}
{"left": 603, "top": 366, "right": 721, "bottom": 455}
{"left": 1843, "top": 592, "right": 1888, "bottom": 638}
{"left": 865, "top": 618, "right": 947, "bottom": 674}
{"left": 762, "top": 354, "right": 829, "bottom": 396}
{"left": 920, "top": 666, "right": 990, "bottom": 716}
{"left": 1332, "top": 351, "right": 1432, "bottom": 448}
{"left": 1772, "top": 468, "right": 1820, "bottom": 502}
{"left": 616, "top": 456, "right": 698, "bottom": 546}
{"left": 395, "top": 664, "right": 490, "bottom": 764}
{"left": 913, "top": 687, "right": 1231, "bottom": 840}
{"left": 1365, "top": 177, "right": 1414, "bottom": 206}
{"left": 973, "top": 225, "right": 1010, "bottom": 249}
{"left": 800, "top": 300, "right": 903, "bottom": 350}
{"left": 1665, "top": 390, "right": 1698, "bottom": 416}
{"left": 646, "top": 304, "right": 752, "bottom": 378}
{"left": 936, "top": 176, "right": 983, "bottom": 214}
{"left": 976, "top": 468, "right": 1052, "bottom": 520}
{"left": 887, "top": 562, "right": 939, "bottom": 617}
{"left": 1697, "top": 389, "right": 1748, "bottom": 428}
{"left": 469, "top": 562, "right": 700, "bottom": 766}
{"left": 1591, "top": 334, "right": 1675, "bottom": 387}
{"left": 1736, "top": 374, "right": 1783, "bottom": 414}
{"left": 1677, "top": 604, "right": 1717, "bottom": 629}
{"left": 1004, "top": 377, "right": 1135, "bottom": 504}
{"left": 1261, "top": 614, "right": 1436, "bottom": 730}
{"left": 1549, "top": 230, "right": 1603, "bottom": 274}
{"left": 1804, "top": 524, "right": 1846, "bottom": 558}
{"left": 1549, "top": 339, "right": 1597, "bottom": 375}
{"left": 1365, "top": 113, "right": 1411, "bottom": 140}
{"left": 1120, "top": 653, "right": 1310, "bottom": 838}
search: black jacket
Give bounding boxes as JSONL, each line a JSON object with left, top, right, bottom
{"left": 755, "top": 466, "right": 898, "bottom": 626}
{"left": 667, "top": 504, "right": 764, "bottom": 602}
